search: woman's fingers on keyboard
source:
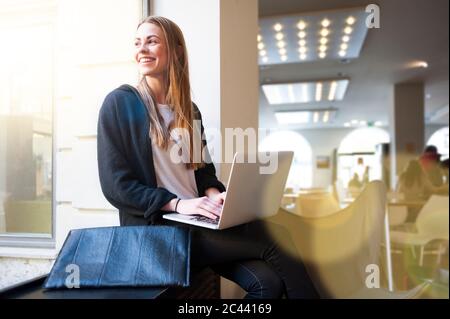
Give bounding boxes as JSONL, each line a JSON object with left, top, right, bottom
{"left": 201, "top": 198, "right": 222, "bottom": 216}
{"left": 198, "top": 208, "right": 218, "bottom": 220}
{"left": 205, "top": 197, "right": 222, "bottom": 209}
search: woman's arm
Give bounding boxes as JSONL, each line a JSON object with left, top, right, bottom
{"left": 395, "top": 176, "right": 404, "bottom": 194}
{"left": 162, "top": 196, "right": 223, "bottom": 220}
{"left": 423, "top": 174, "right": 449, "bottom": 195}
{"left": 97, "top": 92, "right": 177, "bottom": 220}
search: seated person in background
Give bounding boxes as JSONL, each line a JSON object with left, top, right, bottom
{"left": 419, "top": 145, "right": 444, "bottom": 187}
{"left": 396, "top": 160, "right": 448, "bottom": 222}
{"left": 348, "top": 173, "right": 362, "bottom": 189}
{"left": 441, "top": 158, "right": 449, "bottom": 185}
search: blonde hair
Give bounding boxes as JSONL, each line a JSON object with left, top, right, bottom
{"left": 136, "top": 16, "right": 204, "bottom": 170}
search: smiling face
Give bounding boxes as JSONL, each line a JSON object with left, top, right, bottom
{"left": 134, "top": 22, "right": 169, "bottom": 78}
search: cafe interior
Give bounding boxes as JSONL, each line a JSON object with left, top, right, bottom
{"left": 258, "top": 0, "right": 449, "bottom": 298}
{"left": 0, "top": 0, "right": 448, "bottom": 299}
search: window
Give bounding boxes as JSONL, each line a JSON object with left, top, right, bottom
{"left": 0, "top": 1, "right": 56, "bottom": 245}
{"left": 427, "top": 127, "right": 449, "bottom": 160}
{"left": 259, "top": 131, "right": 313, "bottom": 190}
{"left": 337, "top": 127, "right": 390, "bottom": 188}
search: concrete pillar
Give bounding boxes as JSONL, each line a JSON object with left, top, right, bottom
{"left": 390, "top": 82, "right": 425, "bottom": 188}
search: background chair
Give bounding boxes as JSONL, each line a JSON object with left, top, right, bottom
{"left": 269, "top": 181, "right": 431, "bottom": 298}
{"left": 388, "top": 206, "right": 409, "bottom": 228}
{"left": 390, "top": 195, "right": 449, "bottom": 267}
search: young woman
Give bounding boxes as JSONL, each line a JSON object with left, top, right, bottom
{"left": 396, "top": 160, "right": 448, "bottom": 201}
{"left": 396, "top": 160, "right": 448, "bottom": 222}
{"left": 97, "top": 16, "right": 318, "bottom": 299}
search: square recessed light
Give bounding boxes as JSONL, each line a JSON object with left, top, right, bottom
{"left": 258, "top": 7, "right": 369, "bottom": 65}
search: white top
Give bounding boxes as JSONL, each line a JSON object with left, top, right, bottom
{"left": 151, "top": 104, "right": 199, "bottom": 199}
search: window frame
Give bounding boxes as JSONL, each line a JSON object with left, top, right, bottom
{"left": 143, "top": 0, "right": 152, "bottom": 17}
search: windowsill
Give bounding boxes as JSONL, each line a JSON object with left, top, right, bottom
{"left": 0, "top": 255, "right": 55, "bottom": 291}
{"left": 0, "top": 246, "right": 58, "bottom": 260}
{"left": 0, "top": 233, "right": 56, "bottom": 255}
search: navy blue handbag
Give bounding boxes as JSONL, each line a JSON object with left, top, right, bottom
{"left": 43, "top": 226, "right": 191, "bottom": 289}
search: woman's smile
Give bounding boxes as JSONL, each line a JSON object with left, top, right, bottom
{"left": 139, "top": 56, "right": 156, "bottom": 65}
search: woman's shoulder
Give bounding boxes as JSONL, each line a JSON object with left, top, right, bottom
{"left": 104, "top": 84, "right": 140, "bottom": 103}
{"left": 101, "top": 84, "right": 145, "bottom": 113}
{"left": 99, "top": 84, "right": 147, "bottom": 123}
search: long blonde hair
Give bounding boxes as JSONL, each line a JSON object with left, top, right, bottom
{"left": 136, "top": 16, "right": 203, "bottom": 170}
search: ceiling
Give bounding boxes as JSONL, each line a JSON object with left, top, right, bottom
{"left": 258, "top": 0, "right": 449, "bottom": 130}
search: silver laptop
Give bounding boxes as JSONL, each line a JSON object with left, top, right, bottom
{"left": 163, "top": 151, "right": 294, "bottom": 230}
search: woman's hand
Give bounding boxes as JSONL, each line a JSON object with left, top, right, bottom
{"left": 176, "top": 197, "right": 223, "bottom": 220}
{"left": 208, "top": 191, "right": 227, "bottom": 205}
{"left": 205, "top": 188, "right": 227, "bottom": 204}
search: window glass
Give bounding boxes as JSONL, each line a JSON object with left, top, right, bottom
{"left": 0, "top": 2, "right": 54, "bottom": 235}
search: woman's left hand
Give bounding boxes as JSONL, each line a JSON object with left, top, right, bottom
{"left": 206, "top": 190, "right": 227, "bottom": 205}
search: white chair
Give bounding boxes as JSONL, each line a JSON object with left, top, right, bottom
{"left": 390, "top": 195, "right": 449, "bottom": 266}
{"left": 388, "top": 206, "right": 409, "bottom": 227}
{"left": 269, "top": 181, "right": 430, "bottom": 298}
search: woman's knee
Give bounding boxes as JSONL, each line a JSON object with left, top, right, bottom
{"left": 258, "top": 267, "right": 284, "bottom": 299}
{"left": 238, "top": 261, "right": 284, "bottom": 299}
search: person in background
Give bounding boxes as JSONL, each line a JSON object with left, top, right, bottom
{"left": 353, "top": 157, "right": 366, "bottom": 180}
{"left": 348, "top": 173, "right": 362, "bottom": 189}
{"left": 362, "top": 166, "right": 370, "bottom": 186}
{"left": 396, "top": 159, "right": 448, "bottom": 222}
{"left": 419, "top": 145, "right": 444, "bottom": 187}
{"left": 441, "top": 158, "right": 449, "bottom": 185}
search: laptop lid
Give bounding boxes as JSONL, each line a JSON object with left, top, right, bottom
{"left": 218, "top": 151, "right": 294, "bottom": 229}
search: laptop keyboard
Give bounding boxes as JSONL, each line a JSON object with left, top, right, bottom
{"left": 191, "top": 215, "right": 219, "bottom": 225}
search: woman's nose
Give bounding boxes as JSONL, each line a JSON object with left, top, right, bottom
{"left": 137, "top": 43, "right": 148, "bottom": 53}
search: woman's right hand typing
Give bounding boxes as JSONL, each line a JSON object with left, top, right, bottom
{"left": 162, "top": 197, "right": 223, "bottom": 220}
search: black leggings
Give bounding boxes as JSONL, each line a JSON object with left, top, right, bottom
{"left": 160, "top": 218, "right": 319, "bottom": 299}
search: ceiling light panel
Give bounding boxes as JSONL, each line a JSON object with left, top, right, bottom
{"left": 258, "top": 7, "right": 369, "bottom": 65}
{"left": 262, "top": 79, "right": 349, "bottom": 105}
{"left": 275, "top": 109, "right": 338, "bottom": 125}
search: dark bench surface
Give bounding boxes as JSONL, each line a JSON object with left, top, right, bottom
{"left": 0, "top": 267, "right": 220, "bottom": 299}
{"left": 0, "top": 275, "right": 171, "bottom": 299}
